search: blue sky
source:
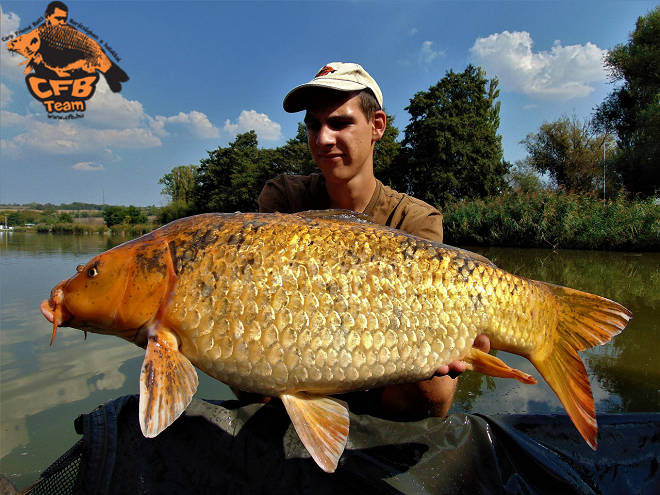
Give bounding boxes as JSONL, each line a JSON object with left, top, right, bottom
{"left": 1, "top": 1, "right": 655, "bottom": 207}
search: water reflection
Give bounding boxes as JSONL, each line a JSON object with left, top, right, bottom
{"left": 1, "top": 235, "right": 658, "bottom": 489}
{"left": 450, "top": 247, "right": 660, "bottom": 416}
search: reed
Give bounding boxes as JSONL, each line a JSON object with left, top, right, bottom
{"left": 443, "top": 192, "right": 660, "bottom": 251}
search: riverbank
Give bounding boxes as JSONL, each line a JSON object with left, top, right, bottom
{"left": 443, "top": 193, "right": 660, "bottom": 251}
{"left": 4, "top": 223, "right": 159, "bottom": 237}
{"left": 5, "top": 193, "right": 658, "bottom": 251}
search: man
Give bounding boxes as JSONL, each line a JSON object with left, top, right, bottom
{"left": 45, "top": 1, "right": 69, "bottom": 26}
{"left": 258, "top": 62, "right": 490, "bottom": 419}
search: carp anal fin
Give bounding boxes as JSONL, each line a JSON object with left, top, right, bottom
{"left": 139, "top": 330, "right": 198, "bottom": 438}
{"left": 463, "top": 347, "right": 537, "bottom": 384}
{"left": 281, "top": 392, "right": 350, "bottom": 473}
{"left": 531, "top": 283, "right": 632, "bottom": 451}
{"left": 297, "top": 209, "right": 375, "bottom": 224}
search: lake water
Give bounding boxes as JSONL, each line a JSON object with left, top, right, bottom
{"left": 1, "top": 231, "right": 659, "bottom": 490}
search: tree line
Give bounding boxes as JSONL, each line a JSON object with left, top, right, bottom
{"left": 160, "top": 8, "right": 658, "bottom": 220}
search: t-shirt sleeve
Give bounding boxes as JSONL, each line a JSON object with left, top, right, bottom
{"left": 408, "top": 212, "right": 444, "bottom": 244}
{"left": 258, "top": 177, "right": 293, "bottom": 213}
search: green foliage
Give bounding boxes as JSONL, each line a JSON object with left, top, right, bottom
{"left": 270, "top": 123, "right": 317, "bottom": 177}
{"left": 505, "top": 159, "right": 545, "bottom": 194}
{"left": 373, "top": 113, "right": 402, "bottom": 189}
{"left": 521, "top": 114, "right": 610, "bottom": 194}
{"left": 443, "top": 192, "right": 660, "bottom": 250}
{"left": 158, "top": 164, "right": 199, "bottom": 203}
{"left": 158, "top": 200, "right": 195, "bottom": 224}
{"left": 103, "top": 205, "right": 148, "bottom": 227}
{"left": 593, "top": 6, "right": 660, "bottom": 197}
{"left": 58, "top": 212, "right": 74, "bottom": 223}
{"left": 194, "top": 131, "right": 273, "bottom": 213}
{"left": 191, "top": 127, "right": 322, "bottom": 214}
{"left": 401, "top": 64, "right": 508, "bottom": 207}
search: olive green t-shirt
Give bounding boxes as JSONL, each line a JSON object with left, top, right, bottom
{"left": 258, "top": 173, "right": 443, "bottom": 243}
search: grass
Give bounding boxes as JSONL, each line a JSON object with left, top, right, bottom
{"left": 443, "top": 192, "right": 660, "bottom": 251}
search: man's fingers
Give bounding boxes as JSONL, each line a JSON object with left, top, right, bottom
{"left": 433, "top": 336, "right": 491, "bottom": 378}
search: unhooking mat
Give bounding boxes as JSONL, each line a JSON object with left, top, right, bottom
{"left": 19, "top": 395, "right": 660, "bottom": 495}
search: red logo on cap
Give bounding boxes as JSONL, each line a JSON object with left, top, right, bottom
{"left": 315, "top": 66, "right": 336, "bottom": 78}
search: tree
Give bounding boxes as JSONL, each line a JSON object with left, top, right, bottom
{"left": 400, "top": 64, "right": 508, "bottom": 207}
{"left": 58, "top": 212, "right": 74, "bottom": 223}
{"left": 373, "top": 113, "right": 402, "bottom": 189}
{"left": 103, "top": 205, "right": 147, "bottom": 227}
{"left": 521, "top": 114, "right": 612, "bottom": 194}
{"left": 593, "top": 6, "right": 660, "bottom": 197}
{"left": 269, "top": 123, "right": 318, "bottom": 177}
{"left": 505, "top": 159, "right": 545, "bottom": 194}
{"left": 158, "top": 164, "right": 199, "bottom": 204}
{"left": 193, "top": 131, "right": 272, "bottom": 213}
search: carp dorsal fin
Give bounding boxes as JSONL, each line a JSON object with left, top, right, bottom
{"left": 297, "top": 209, "right": 376, "bottom": 224}
{"left": 280, "top": 392, "right": 350, "bottom": 473}
{"left": 139, "top": 329, "right": 198, "bottom": 438}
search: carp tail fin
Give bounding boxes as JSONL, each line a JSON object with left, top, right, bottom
{"left": 530, "top": 284, "right": 632, "bottom": 450}
{"left": 104, "top": 62, "right": 129, "bottom": 93}
{"left": 139, "top": 330, "right": 198, "bottom": 438}
{"left": 281, "top": 393, "right": 350, "bottom": 473}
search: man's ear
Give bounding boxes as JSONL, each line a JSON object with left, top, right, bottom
{"left": 372, "top": 110, "right": 387, "bottom": 142}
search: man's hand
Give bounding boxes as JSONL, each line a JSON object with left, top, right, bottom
{"left": 434, "top": 335, "right": 491, "bottom": 379}
{"left": 379, "top": 335, "right": 491, "bottom": 419}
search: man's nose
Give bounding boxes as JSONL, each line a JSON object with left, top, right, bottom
{"left": 317, "top": 125, "right": 335, "bottom": 146}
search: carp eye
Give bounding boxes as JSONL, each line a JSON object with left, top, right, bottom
{"left": 88, "top": 266, "right": 99, "bottom": 278}
{"left": 76, "top": 265, "right": 84, "bottom": 273}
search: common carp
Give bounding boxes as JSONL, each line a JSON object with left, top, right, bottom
{"left": 7, "top": 24, "right": 128, "bottom": 92}
{"left": 40, "top": 211, "right": 632, "bottom": 472}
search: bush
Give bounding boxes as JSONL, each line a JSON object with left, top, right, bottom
{"left": 443, "top": 192, "right": 660, "bottom": 251}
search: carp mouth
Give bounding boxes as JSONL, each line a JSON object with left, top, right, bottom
{"left": 40, "top": 282, "right": 74, "bottom": 346}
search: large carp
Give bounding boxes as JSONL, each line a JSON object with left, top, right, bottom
{"left": 41, "top": 211, "right": 632, "bottom": 472}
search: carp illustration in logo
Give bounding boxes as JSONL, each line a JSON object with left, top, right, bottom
{"left": 315, "top": 66, "right": 336, "bottom": 78}
{"left": 5, "top": 2, "right": 128, "bottom": 113}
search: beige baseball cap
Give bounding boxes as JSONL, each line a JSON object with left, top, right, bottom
{"left": 283, "top": 62, "right": 383, "bottom": 113}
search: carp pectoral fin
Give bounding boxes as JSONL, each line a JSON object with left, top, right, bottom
{"left": 139, "top": 330, "right": 198, "bottom": 438}
{"left": 281, "top": 392, "right": 350, "bottom": 473}
{"left": 463, "top": 347, "right": 537, "bottom": 385}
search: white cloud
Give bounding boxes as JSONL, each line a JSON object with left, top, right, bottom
{"left": 419, "top": 41, "right": 445, "bottom": 65}
{"left": 1, "top": 77, "right": 220, "bottom": 160}
{"left": 73, "top": 161, "right": 105, "bottom": 171}
{"left": 410, "top": 28, "right": 418, "bottom": 35}
{"left": 1, "top": 83, "right": 12, "bottom": 107}
{"left": 1, "top": 7, "right": 30, "bottom": 81}
{"left": 151, "top": 110, "right": 220, "bottom": 139}
{"left": 224, "top": 109, "right": 282, "bottom": 141}
{"left": 0, "top": 109, "right": 32, "bottom": 127}
{"left": 0, "top": 6, "right": 19, "bottom": 38}
{"left": 523, "top": 104, "right": 538, "bottom": 111}
{"left": 471, "top": 31, "right": 607, "bottom": 100}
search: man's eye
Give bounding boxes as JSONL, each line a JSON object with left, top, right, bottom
{"left": 331, "top": 121, "right": 351, "bottom": 130}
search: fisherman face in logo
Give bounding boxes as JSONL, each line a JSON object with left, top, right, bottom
{"left": 45, "top": 1, "right": 68, "bottom": 26}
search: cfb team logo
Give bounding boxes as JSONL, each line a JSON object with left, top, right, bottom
{"left": 5, "top": 1, "right": 128, "bottom": 115}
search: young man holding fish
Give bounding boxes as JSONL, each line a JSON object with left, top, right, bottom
{"left": 258, "top": 62, "right": 490, "bottom": 419}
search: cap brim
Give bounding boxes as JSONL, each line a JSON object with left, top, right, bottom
{"left": 283, "top": 80, "right": 368, "bottom": 113}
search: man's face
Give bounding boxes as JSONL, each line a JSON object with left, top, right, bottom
{"left": 304, "top": 90, "right": 384, "bottom": 185}
{"left": 46, "top": 8, "right": 68, "bottom": 26}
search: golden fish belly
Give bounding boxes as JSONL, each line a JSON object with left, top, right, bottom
{"left": 164, "top": 213, "right": 555, "bottom": 397}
